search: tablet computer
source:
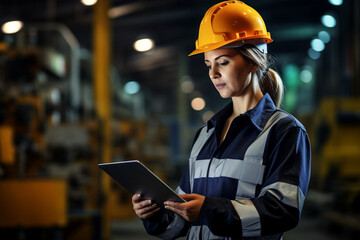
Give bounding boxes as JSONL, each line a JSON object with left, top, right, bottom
{"left": 98, "top": 160, "right": 185, "bottom": 208}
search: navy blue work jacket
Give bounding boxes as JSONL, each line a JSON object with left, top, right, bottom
{"left": 143, "top": 94, "right": 311, "bottom": 240}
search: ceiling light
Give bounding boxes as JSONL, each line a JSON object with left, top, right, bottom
{"left": 81, "top": 0, "right": 97, "bottom": 6}
{"left": 311, "top": 39, "right": 325, "bottom": 52}
{"left": 133, "top": 38, "right": 154, "bottom": 52}
{"left": 321, "top": 14, "right": 337, "bottom": 28}
{"left": 329, "top": 0, "right": 343, "bottom": 6}
{"left": 2, "top": 20, "right": 23, "bottom": 34}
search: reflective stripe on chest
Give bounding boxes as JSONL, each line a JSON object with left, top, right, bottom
{"left": 189, "top": 111, "right": 288, "bottom": 198}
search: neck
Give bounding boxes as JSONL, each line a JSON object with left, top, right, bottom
{"left": 231, "top": 74, "right": 263, "bottom": 117}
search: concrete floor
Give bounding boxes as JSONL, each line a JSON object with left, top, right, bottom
{"left": 111, "top": 218, "right": 157, "bottom": 240}
{"left": 111, "top": 215, "right": 351, "bottom": 240}
{"left": 284, "top": 217, "right": 343, "bottom": 240}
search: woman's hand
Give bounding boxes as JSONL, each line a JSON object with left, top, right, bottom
{"left": 164, "top": 194, "right": 205, "bottom": 222}
{"left": 132, "top": 194, "right": 160, "bottom": 219}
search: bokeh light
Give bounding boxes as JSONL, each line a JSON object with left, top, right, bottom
{"left": 318, "top": 31, "right": 331, "bottom": 43}
{"left": 308, "top": 48, "right": 321, "bottom": 60}
{"left": 124, "top": 81, "right": 140, "bottom": 94}
{"left": 191, "top": 97, "right": 206, "bottom": 111}
{"left": 1, "top": 21, "right": 23, "bottom": 34}
{"left": 311, "top": 39, "right": 325, "bottom": 52}
{"left": 133, "top": 38, "right": 155, "bottom": 52}
{"left": 329, "top": 0, "right": 343, "bottom": 6}
{"left": 321, "top": 14, "right": 337, "bottom": 28}
{"left": 81, "top": 0, "right": 97, "bottom": 6}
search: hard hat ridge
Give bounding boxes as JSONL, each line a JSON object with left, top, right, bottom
{"left": 189, "top": 1, "right": 272, "bottom": 56}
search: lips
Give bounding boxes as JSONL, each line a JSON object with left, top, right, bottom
{"left": 215, "top": 83, "right": 226, "bottom": 90}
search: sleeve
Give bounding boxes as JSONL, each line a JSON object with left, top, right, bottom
{"left": 199, "top": 125, "right": 311, "bottom": 238}
{"left": 142, "top": 211, "right": 190, "bottom": 240}
{"left": 142, "top": 166, "right": 192, "bottom": 239}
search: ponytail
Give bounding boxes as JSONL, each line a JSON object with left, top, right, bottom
{"left": 236, "top": 45, "right": 284, "bottom": 108}
{"left": 261, "top": 68, "right": 283, "bottom": 108}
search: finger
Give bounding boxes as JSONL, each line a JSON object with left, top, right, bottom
{"left": 138, "top": 202, "right": 156, "bottom": 214}
{"left": 164, "top": 201, "right": 183, "bottom": 209}
{"left": 164, "top": 204, "right": 182, "bottom": 215}
{"left": 134, "top": 199, "right": 152, "bottom": 211}
{"left": 164, "top": 201, "right": 187, "bottom": 213}
{"left": 140, "top": 205, "right": 161, "bottom": 219}
{"left": 164, "top": 204, "right": 192, "bottom": 222}
{"left": 179, "top": 194, "right": 198, "bottom": 201}
{"left": 132, "top": 194, "right": 142, "bottom": 203}
{"left": 138, "top": 203, "right": 160, "bottom": 218}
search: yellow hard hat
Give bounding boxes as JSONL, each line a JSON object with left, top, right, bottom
{"left": 189, "top": 1, "right": 273, "bottom": 56}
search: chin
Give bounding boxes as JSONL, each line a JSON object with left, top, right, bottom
{"left": 219, "top": 93, "right": 231, "bottom": 99}
{"left": 217, "top": 89, "right": 234, "bottom": 99}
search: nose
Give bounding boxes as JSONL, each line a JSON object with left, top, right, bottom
{"left": 209, "top": 66, "right": 220, "bottom": 79}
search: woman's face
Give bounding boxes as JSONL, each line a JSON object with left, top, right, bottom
{"left": 204, "top": 48, "right": 257, "bottom": 99}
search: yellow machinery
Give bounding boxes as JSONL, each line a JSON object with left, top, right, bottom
{"left": 310, "top": 97, "right": 360, "bottom": 231}
{"left": 311, "top": 98, "right": 360, "bottom": 186}
{"left": 0, "top": 94, "right": 102, "bottom": 239}
{"left": 0, "top": 0, "right": 170, "bottom": 238}
{"left": 0, "top": 179, "right": 67, "bottom": 228}
{"left": 0, "top": 126, "right": 15, "bottom": 165}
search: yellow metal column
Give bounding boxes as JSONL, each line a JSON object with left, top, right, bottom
{"left": 93, "top": 0, "right": 112, "bottom": 239}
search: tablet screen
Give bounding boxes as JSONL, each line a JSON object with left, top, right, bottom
{"left": 99, "top": 160, "right": 185, "bottom": 208}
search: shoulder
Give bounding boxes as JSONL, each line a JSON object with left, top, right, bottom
{"left": 265, "top": 111, "right": 311, "bottom": 156}
{"left": 195, "top": 124, "right": 208, "bottom": 137}
{"left": 191, "top": 124, "right": 208, "bottom": 144}
{"left": 271, "top": 110, "right": 308, "bottom": 135}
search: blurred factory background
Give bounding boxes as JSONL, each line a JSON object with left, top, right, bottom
{"left": 0, "top": 0, "right": 359, "bottom": 239}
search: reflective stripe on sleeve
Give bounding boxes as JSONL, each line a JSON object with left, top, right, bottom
{"left": 260, "top": 182, "right": 306, "bottom": 211}
{"left": 231, "top": 199, "right": 261, "bottom": 237}
{"left": 156, "top": 213, "right": 187, "bottom": 240}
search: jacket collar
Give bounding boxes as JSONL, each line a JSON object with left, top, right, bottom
{"left": 207, "top": 93, "right": 277, "bottom": 131}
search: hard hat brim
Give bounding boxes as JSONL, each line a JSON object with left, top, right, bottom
{"left": 188, "top": 37, "right": 273, "bottom": 56}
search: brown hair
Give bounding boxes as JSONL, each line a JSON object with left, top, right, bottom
{"left": 236, "top": 45, "right": 284, "bottom": 108}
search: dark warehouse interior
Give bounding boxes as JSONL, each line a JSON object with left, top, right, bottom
{"left": 0, "top": 0, "right": 359, "bottom": 239}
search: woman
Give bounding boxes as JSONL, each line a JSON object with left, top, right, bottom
{"left": 132, "top": 1, "right": 311, "bottom": 239}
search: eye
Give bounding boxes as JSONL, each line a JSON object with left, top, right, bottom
{"left": 219, "top": 61, "right": 229, "bottom": 66}
{"left": 205, "top": 64, "right": 211, "bottom": 70}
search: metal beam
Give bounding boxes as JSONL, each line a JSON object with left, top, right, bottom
{"left": 93, "top": 0, "right": 112, "bottom": 239}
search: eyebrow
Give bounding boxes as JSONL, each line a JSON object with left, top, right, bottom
{"left": 204, "top": 54, "right": 230, "bottom": 62}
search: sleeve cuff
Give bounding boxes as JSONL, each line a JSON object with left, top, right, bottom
{"left": 199, "top": 197, "right": 243, "bottom": 238}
